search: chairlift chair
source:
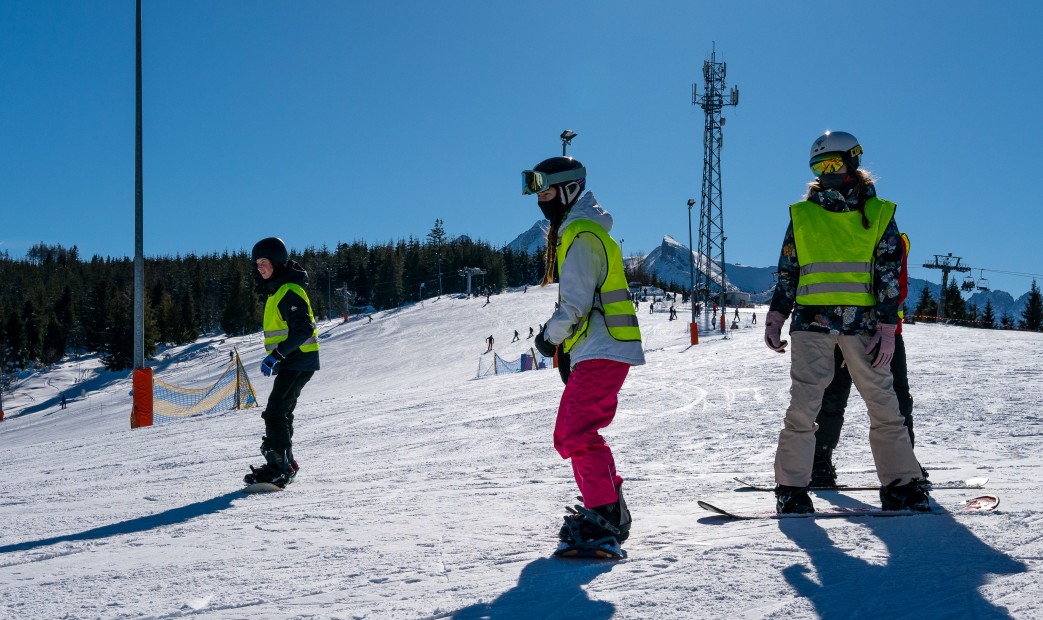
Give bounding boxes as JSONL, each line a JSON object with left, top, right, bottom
{"left": 976, "top": 271, "right": 990, "bottom": 292}
{"left": 961, "top": 274, "right": 975, "bottom": 292}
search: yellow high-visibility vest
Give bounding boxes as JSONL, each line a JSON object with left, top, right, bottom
{"left": 263, "top": 283, "right": 320, "bottom": 354}
{"left": 556, "top": 219, "right": 642, "bottom": 353}
{"left": 790, "top": 197, "right": 896, "bottom": 306}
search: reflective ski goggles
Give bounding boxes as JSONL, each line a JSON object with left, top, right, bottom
{"left": 521, "top": 167, "right": 586, "bottom": 195}
{"left": 809, "top": 153, "right": 845, "bottom": 177}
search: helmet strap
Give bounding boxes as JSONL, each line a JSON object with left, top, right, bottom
{"left": 538, "top": 180, "right": 584, "bottom": 225}
{"left": 561, "top": 180, "right": 583, "bottom": 206}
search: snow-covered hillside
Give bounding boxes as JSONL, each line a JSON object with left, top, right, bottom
{"left": 2, "top": 287, "right": 1041, "bottom": 618}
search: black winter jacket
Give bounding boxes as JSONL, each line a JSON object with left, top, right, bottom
{"left": 262, "top": 260, "right": 320, "bottom": 372}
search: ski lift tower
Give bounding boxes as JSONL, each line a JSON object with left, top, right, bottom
{"left": 923, "top": 253, "right": 972, "bottom": 322}
{"left": 692, "top": 43, "right": 739, "bottom": 329}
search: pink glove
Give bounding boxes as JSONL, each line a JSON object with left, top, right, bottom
{"left": 763, "top": 311, "right": 788, "bottom": 353}
{"left": 866, "top": 323, "right": 897, "bottom": 368}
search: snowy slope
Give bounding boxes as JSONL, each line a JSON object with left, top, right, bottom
{"left": 2, "top": 287, "right": 1041, "bottom": 619}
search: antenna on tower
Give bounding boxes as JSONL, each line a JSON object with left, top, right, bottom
{"left": 691, "top": 43, "right": 739, "bottom": 333}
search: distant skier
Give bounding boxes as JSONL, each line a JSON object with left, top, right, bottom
{"left": 528, "top": 326, "right": 534, "bottom": 339}
{"left": 512, "top": 330, "right": 520, "bottom": 343}
{"left": 523, "top": 155, "right": 645, "bottom": 557}
{"left": 243, "top": 237, "right": 320, "bottom": 488}
{"left": 486, "top": 335, "right": 494, "bottom": 352}
{"left": 765, "top": 130, "right": 927, "bottom": 514}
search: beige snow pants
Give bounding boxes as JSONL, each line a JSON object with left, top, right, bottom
{"left": 774, "top": 330, "right": 922, "bottom": 488}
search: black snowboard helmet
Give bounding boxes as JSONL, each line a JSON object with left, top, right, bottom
{"left": 523, "top": 157, "right": 586, "bottom": 224}
{"left": 251, "top": 237, "right": 289, "bottom": 268}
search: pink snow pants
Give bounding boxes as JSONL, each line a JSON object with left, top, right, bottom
{"left": 553, "top": 358, "right": 630, "bottom": 508}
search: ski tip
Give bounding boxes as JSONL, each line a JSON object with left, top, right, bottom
{"left": 698, "top": 500, "right": 743, "bottom": 518}
{"left": 959, "top": 494, "right": 1000, "bottom": 512}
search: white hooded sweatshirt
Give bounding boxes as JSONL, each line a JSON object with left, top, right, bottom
{"left": 544, "top": 191, "right": 646, "bottom": 368}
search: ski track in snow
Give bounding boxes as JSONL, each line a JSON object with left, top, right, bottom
{"left": 1, "top": 286, "right": 1041, "bottom": 618}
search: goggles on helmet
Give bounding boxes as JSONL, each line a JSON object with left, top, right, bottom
{"left": 809, "top": 153, "right": 846, "bottom": 177}
{"left": 521, "top": 167, "right": 586, "bottom": 195}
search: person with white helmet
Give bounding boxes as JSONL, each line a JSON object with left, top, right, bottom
{"left": 764, "top": 131, "right": 928, "bottom": 514}
{"left": 522, "top": 156, "right": 644, "bottom": 557}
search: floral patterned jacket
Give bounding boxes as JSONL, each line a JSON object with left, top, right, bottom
{"left": 767, "top": 183, "right": 902, "bottom": 336}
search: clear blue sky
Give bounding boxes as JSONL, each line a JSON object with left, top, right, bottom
{"left": 3, "top": 1, "right": 1042, "bottom": 296}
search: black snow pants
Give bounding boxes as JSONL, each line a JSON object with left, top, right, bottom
{"left": 261, "top": 369, "right": 314, "bottom": 455}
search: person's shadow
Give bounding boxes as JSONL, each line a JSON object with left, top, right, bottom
{"left": 778, "top": 494, "right": 1026, "bottom": 618}
{"left": 0, "top": 491, "right": 240, "bottom": 554}
{"left": 450, "top": 557, "right": 616, "bottom": 619}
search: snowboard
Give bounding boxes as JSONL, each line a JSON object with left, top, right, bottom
{"left": 733, "top": 476, "right": 988, "bottom": 493}
{"left": 554, "top": 541, "right": 624, "bottom": 560}
{"left": 242, "top": 482, "right": 284, "bottom": 494}
{"left": 698, "top": 494, "right": 999, "bottom": 520}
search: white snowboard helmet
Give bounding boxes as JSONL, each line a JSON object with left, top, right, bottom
{"left": 809, "top": 131, "right": 863, "bottom": 170}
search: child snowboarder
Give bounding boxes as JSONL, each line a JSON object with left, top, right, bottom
{"left": 244, "top": 237, "right": 320, "bottom": 488}
{"left": 522, "top": 156, "right": 645, "bottom": 557}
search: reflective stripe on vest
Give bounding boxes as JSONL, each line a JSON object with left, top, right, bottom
{"left": 263, "top": 282, "right": 320, "bottom": 354}
{"left": 791, "top": 197, "right": 896, "bottom": 306}
{"left": 556, "top": 219, "right": 642, "bottom": 353}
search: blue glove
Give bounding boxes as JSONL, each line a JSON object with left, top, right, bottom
{"left": 260, "top": 352, "right": 283, "bottom": 376}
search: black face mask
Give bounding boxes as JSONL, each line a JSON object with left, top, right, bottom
{"left": 537, "top": 180, "right": 583, "bottom": 224}
{"left": 817, "top": 172, "right": 853, "bottom": 191}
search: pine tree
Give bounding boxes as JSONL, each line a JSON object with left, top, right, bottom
{"left": 101, "top": 291, "right": 134, "bottom": 370}
{"left": 914, "top": 286, "right": 937, "bottom": 323}
{"left": 1020, "top": 280, "right": 1043, "bottom": 331}
{"left": 220, "top": 267, "right": 259, "bottom": 336}
{"left": 372, "top": 245, "right": 404, "bottom": 309}
{"left": 944, "top": 279, "right": 967, "bottom": 323}
{"left": 41, "top": 313, "right": 66, "bottom": 365}
{"left": 980, "top": 300, "right": 997, "bottom": 329}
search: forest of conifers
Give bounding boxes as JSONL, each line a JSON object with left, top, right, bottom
{"left": 0, "top": 224, "right": 546, "bottom": 372}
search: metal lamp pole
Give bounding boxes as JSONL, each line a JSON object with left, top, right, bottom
{"left": 687, "top": 198, "right": 696, "bottom": 324}
{"left": 560, "top": 129, "right": 577, "bottom": 156}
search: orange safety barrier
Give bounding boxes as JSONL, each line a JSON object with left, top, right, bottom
{"left": 690, "top": 322, "right": 699, "bottom": 345}
{"left": 131, "top": 367, "right": 154, "bottom": 429}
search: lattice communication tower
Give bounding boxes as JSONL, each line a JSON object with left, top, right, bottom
{"left": 693, "top": 44, "right": 739, "bottom": 319}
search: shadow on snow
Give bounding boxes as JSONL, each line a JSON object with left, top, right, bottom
{"left": 0, "top": 491, "right": 240, "bottom": 554}
{"left": 778, "top": 494, "right": 1026, "bottom": 619}
{"left": 449, "top": 556, "right": 616, "bottom": 619}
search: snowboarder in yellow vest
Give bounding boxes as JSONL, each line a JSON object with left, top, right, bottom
{"left": 523, "top": 155, "right": 644, "bottom": 557}
{"left": 244, "top": 236, "right": 320, "bottom": 489}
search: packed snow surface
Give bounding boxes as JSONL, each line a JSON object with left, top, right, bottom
{"left": 2, "top": 286, "right": 1041, "bottom": 618}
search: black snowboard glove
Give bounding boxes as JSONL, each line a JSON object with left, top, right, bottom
{"left": 534, "top": 327, "right": 556, "bottom": 358}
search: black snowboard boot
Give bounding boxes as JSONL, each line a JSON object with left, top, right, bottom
{"left": 244, "top": 447, "right": 299, "bottom": 487}
{"left": 559, "top": 485, "right": 631, "bottom": 546}
{"left": 809, "top": 444, "right": 837, "bottom": 488}
{"left": 775, "top": 484, "right": 815, "bottom": 514}
{"left": 880, "top": 478, "right": 931, "bottom": 512}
